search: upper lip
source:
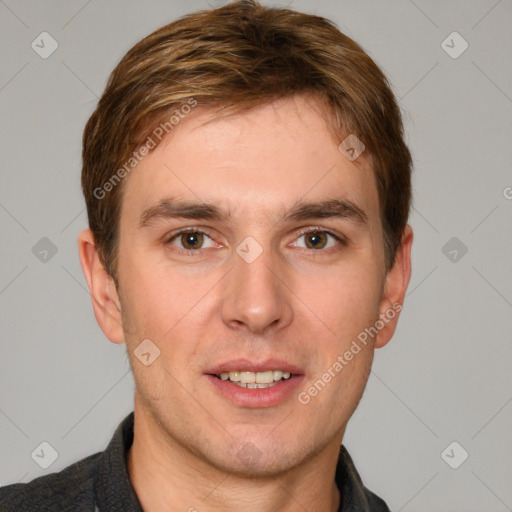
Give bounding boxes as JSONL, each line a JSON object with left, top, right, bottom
{"left": 205, "top": 358, "right": 304, "bottom": 375}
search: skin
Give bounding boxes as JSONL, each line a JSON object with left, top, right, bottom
{"left": 79, "top": 94, "right": 412, "bottom": 511}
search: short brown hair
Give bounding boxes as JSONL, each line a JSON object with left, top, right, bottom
{"left": 82, "top": 0, "right": 412, "bottom": 280}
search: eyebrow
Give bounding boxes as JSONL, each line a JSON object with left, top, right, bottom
{"left": 138, "top": 196, "right": 368, "bottom": 228}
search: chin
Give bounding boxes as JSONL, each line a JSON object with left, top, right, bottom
{"left": 203, "top": 434, "right": 316, "bottom": 479}
{"left": 213, "top": 449, "right": 305, "bottom": 479}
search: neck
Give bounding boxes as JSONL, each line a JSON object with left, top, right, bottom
{"left": 127, "top": 396, "right": 343, "bottom": 512}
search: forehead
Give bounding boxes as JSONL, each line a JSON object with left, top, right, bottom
{"left": 121, "top": 95, "right": 379, "bottom": 226}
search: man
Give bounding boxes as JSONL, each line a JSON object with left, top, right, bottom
{"left": 0, "top": 1, "right": 412, "bottom": 510}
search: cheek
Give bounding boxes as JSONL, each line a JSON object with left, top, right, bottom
{"left": 118, "top": 264, "right": 203, "bottom": 399}
{"left": 116, "top": 261, "right": 169, "bottom": 354}
{"left": 295, "top": 261, "right": 383, "bottom": 347}
{"left": 118, "top": 253, "right": 215, "bottom": 358}
{"left": 120, "top": 245, "right": 179, "bottom": 311}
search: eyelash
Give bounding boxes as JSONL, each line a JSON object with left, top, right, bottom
{"left": 165, "top": 226, "right": 347, "bottom": 255}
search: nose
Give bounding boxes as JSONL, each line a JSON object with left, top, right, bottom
{"left": 220, "top": 240, "right": 293, "bottom": 335}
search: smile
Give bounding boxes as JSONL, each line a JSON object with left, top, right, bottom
{"left": 214, "top": 370, "right": 293, "bottom": 388}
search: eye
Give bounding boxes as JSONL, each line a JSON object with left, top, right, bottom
{"left": 167, "top": 229, "right": 217, "bottom": 251}
{"left": 291, "top": 228, "right": 345, "bottom": 250}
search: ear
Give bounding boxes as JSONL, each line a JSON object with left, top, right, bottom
{"left": 375, "top": 225, "right": 413, "bottom": 349}
{"left": 78, "top": 229, "right": 125, "bottom": 344}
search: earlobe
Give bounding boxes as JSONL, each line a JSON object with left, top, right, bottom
{"left": 375, "top": 225, "right": 413, "bottom": 349}
{"left": 77, "top": 229, "right": 125, "bottom": 345}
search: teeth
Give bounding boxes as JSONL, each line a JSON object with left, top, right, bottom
{"left": 217, "top": 370, "right": 293, "bottom": 385}
{"left": 273, "top": 370, "right": 283, "bottom": 381}
{"left": 256, "top": 371, "right": 274, "bottom": 384}
{"left": 228, "top": 371, "right": 240, "bottom": 382}
{"left": 240, "top": 371, "right": 256, "bottom": 384}
{"left": 230, "top": 381, "right": 279, "bottom": 389}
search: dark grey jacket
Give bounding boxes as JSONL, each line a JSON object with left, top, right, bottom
{"left": 0, "top": 412, "right": 391, "bottom": 511}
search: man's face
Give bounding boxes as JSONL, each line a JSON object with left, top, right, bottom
{"left": 114, "top": 95, "right": 391, "bottom": 475}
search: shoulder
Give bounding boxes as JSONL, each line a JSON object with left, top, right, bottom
{"left": 362, "top": 487, "right": 392, "bottom": 511}
{"left": 337, "top": 445, "right": 391, "bottom": 511}
{"left": 0, "top": 451, "right": 101, "bottom": 512}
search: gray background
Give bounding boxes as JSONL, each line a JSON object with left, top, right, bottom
{"left": 1, "top": 0, "right": 511, "bottom": 510}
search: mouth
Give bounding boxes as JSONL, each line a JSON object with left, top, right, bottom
{"left": 205, "top": 359, "right": 304, "bottom": 408}
{"left": 212, "top": 369, "right": 294, "bottom": 389}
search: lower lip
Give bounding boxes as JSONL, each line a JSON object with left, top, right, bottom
{"left": 206, "top": 375, "right": 304, "bottom": 408}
